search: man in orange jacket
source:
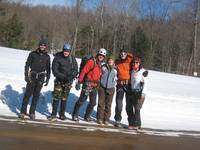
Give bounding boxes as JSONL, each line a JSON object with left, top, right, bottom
{"left": 72, "top": 48, "right": 107, "bottom": 122}
{"left": 114, "top": 49, "right": 133, "bottom": 127}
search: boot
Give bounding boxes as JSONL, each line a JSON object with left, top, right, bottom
{"left": 72, "top": 115, "right": 79, "bottom": 122}
{"left": 59, "top": 115, "right": 67, "bottom": 120}
{"left": 19, "top": 113, "right": 25, "bottom": 119}
{"left": 47, "top": 115, "right": 57, "bottom": 121}
{"left": 29, "top": 114, "right": 35, "bottom": 120}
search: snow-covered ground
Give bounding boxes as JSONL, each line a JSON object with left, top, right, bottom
{"left": 0, "top": 46, "right": 200, "bottom": 133}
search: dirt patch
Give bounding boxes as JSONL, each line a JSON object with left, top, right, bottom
{"left": 0, "top": 121, "right": 200, "bottom": 150}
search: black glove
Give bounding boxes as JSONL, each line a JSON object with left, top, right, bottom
{"left": 44, "top": 79, "right": 49, "bottom": 86}
{"left": 140, "top": 81, "right": 144, "bottom": 87}
{"left": 143, "top": 70, "right": 148, "bottom": 77}
{"left": 25, "top": 75, "right": 30, "bottom": 83}
{"left": 75, "top": 81, "right": 81, "bottom": 91}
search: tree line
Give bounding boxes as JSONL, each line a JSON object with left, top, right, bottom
{"left": 0, "top": 0, "right": 200, "bottom": 76}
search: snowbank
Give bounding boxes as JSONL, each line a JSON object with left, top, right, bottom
{"left": 0, "top": 46, "right": 200, "bottom": 131}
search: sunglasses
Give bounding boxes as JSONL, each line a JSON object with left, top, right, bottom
{"left": 120, "top": 52, "right": 127, "bottom": 57}
{"left": 39, "top": 44, "right": 46, "bottom": 47}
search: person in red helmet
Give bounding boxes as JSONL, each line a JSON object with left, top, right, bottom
{"left": 72, "top": 48, "right": 107, "bottom": 122}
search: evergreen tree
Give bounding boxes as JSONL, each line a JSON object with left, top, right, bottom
{"left": 131, "top": 26, "right": 150, "bottom": 68}
{"left": 5, "top": 13, "right": 24, "bottom": 48}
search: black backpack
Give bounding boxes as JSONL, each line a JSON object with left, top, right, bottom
{"left": 79, "top": 54, "right": 96, "bottom": 77}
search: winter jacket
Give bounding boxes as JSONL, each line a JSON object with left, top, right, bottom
{"left": 52, "top": 52, "right": 78, "bottom": 82}
{"left": 131, "top": 68, "right": 148, "bottom": 95}
{"left": 25, "top": 49, "right": 51, "bottom": 81}
{"left": 100, "top": 64, "right": 117, "bottom": 89}
{"left": 78, "top": 58, "right": 102, "bottom": 87}
{"left": 115, "top": 53, "right": 133, "bottom": 82}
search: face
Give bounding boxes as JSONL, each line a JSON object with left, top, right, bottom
{"left": 39, "top": 44, "right": 46, "bottom": 51}
{"left": 63, "top": 51, "right": 70, "bottom": 57}
{"left": 133, "top": 61, "right": 140, "bottom": 69}
{"left": 120, "top": 52, "right": 127, "bottom": 60}
{"left": 108, "top": 58, "right": 114, "bottom": 66}
{"left": 97, "top": 54, "right": 105, "bottom": 62}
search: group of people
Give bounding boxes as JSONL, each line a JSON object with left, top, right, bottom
{"left": 19, "top": 39, "right": 148, "bottom": 130}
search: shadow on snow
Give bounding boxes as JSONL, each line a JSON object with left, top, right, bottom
{"left": 0, "top": 84, "right": 97, "bottom": 119}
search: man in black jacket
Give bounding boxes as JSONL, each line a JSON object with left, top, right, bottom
{"left": 19, "top": 39, "right": 51, "bottom": 120}
{"left": 48, "top": 43, "right": 78, "bottom": 121}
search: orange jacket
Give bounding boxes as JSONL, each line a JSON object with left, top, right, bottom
{"left": 115, "top": 53, "right": 133, "bottom": 81}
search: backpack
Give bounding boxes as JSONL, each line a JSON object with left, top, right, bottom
{"left": 79, "top": 54, "right": 95, "bottom": 74}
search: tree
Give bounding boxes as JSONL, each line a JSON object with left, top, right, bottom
{"left": 5, "top": 13, "right": 24, "bottom": 48}
{"left": 131, "top": 26, "right": 150, "bottom": 67}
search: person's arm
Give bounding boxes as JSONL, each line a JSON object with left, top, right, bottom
{"left": 24, "top": 52, "right": 32, "bottom": 82}
{"left": 71, "top": 56, "right": 78, "bottom": 79}
{"left": 44, "top": 55, "right": 51, "bottom": 86}
{"left": 46, "top": 55, "right": 51, "bottom": 80}
{"left": 141, "top": 69, "right": 148, "bottom": 95}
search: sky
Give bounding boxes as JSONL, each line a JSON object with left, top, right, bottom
{"left": 30, "top": 0, "right": 68, "bottom": 6}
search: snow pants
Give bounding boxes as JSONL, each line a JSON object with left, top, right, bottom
{"left": 97, "top": 86, "right": 115, "bottom": 122}
{"left": 21, "top": 80, "right": 43, "bottom": 115}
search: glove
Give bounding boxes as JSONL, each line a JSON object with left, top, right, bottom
{"left": 44, "top": 79, "right": 49, "bottom": 86}
{"left": 25, "top": 75, "right": 30, "bottom": 83}
{"left": 75, "top": 81, "right": 81, "bottom": 91}
{"left": 140, "top": 81, "right": 144, "bottom": 88}
{"left": 143, "top": 70, "right": 148, "bottom": 77}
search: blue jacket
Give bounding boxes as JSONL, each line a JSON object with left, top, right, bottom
{"left": 100, "top": 64, "right": 117, "bottom": 89}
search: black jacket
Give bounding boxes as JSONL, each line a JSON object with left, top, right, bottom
{"left": 52, "top": 52, "right": 78, "bottom": 82}
{"left": 25, "top": 49, "right": 51, "bottom": 81}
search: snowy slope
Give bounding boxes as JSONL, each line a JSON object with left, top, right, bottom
{"left": 0, "top": 46, "right": 200, "bottom": 132}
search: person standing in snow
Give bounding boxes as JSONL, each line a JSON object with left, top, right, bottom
{"left": 19, "top": 39, "right": 51, "bottom": 120}
{"left": 127, "top": 57, "right": 148, "bottom": 130}
{"left": 72, "top": 48, "right": 107, "bottom": 122}
{"left": 114, "top": 49, "right": 133, "bottom": 127}
{"left": 48, "top": 43, "right": 78, "bottom": 121}
{"left": 97, "top": 57, "right": 117, "bottom": 125}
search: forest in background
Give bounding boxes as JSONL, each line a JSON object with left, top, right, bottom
{"left": 0, "top": 0, "right": 200, "bottom": 76}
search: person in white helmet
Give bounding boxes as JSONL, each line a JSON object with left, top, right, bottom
{"left": 72, "top": 48, "right": 107, "bottom": 122}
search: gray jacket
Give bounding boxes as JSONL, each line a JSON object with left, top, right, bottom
{"left": 100, "top": 64, "right": 117, "bottom": 89}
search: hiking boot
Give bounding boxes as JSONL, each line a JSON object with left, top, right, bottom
{"left": 47, "top": 115, "right": 57, "bottom": 121}
{"left": 19, "top": 113, "right": 25, "bottom": 119}
{"left": 72, "top": 115, "right": 79, "bottom": 122}
{"left": 84, "top": 117, "right": 92, "bottom": 122}
{"left": 97, "top": 120, "right": 103, "bottom": 125}
{"left": 133, "top": 126, "right": 140, "bottom": 130}
{"left": 29, "top": 114, "right": 35, "bottom": 120}
{"left": 104, "top": 121, "right": 109, "bottom": 126}
{"left": 128, "top": 126, "right": 134, "bottom": 130}
{"left": 114, "top": 121, "right": 122, "bottom": 128}
{"left": 59, "top": 115, "right": 67, "bottom": 121}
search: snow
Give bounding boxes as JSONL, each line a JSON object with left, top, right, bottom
{"left": 0, "top": 46, "right": 200, "bottom": 133}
